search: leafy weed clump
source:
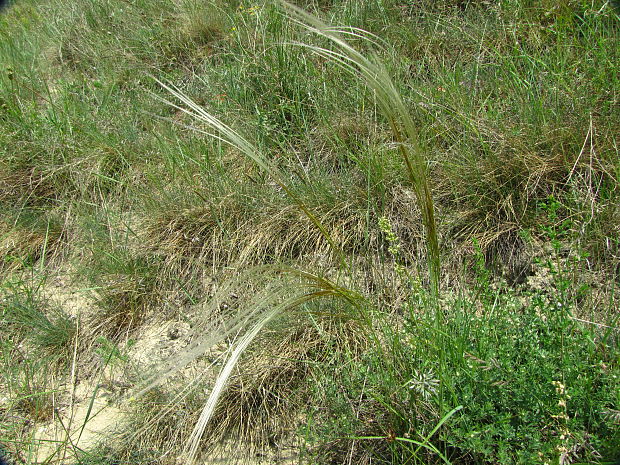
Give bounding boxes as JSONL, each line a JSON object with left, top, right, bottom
{"left": 303, "top": 252, "right": 620, "bottom": 464}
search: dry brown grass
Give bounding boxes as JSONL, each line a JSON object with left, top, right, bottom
{"left": 0, "top": 215, "right": 64, "bottom": 276}
{"left": 139, "top": 188, "right": 374, "bottom": 279}
{"left": 0, "top": 164, "right": 58, "bottom": 206}
{"left": 192, "top": 317, "right": 367, "bottom": 457}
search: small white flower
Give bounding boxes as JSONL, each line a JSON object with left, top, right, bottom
{"left": 408, "top": 369, "right": 439, "bottom": 400}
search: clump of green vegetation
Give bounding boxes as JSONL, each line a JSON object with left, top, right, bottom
{"left": 0, "top": 0, "right": 619, "bottom": 463}
{"left": 0, "top": 275, "right": 76, "bottom": 461}
{"left": 1, "top": 276, "right": 75, "bottom": 358}
{"left": 304, "top": 262, "right": 620, "bottom": 464}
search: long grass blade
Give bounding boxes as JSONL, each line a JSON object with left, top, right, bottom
{"left": 151, "top": 78, "right": 348, "bottom": 270}
{"left": 183, "top": 307, "right": 279, "bottom": 464}
{"left": 280, "top": 1, "right": 441, "bottom": 298}
{"left": 180, "top": 272, "right": 350, "bottom": 463}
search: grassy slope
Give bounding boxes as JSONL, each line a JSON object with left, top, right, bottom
{"left": 0, "top": 0, "right": 619, "bottom": 464}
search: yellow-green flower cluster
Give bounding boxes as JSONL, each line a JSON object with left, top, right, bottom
{"left": 551, "top": 380, "right": 572, "bottom": 464}
{"left": 378, "top": 216, "right": 401, "bottom": 257}
{"left": 238, "top": 4, "right": 260, "bottom": 15}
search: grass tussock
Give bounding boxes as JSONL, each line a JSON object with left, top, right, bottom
{"left": 0, "top": 214, "right": 64, "bottom": 275}
{"left": 141, "top": 189, "right": 373, "bottom": 275}
{"left": 204, "top": 318, "right": 366, "bottom": 450}
{"left": 0, "top": 275, "right": 75, "bottom": 456}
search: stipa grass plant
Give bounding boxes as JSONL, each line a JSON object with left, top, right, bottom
{"left": 195, "top": 301, "right": 375, "bottom": 460}
{"left": 132, "top": 266, "right": 368, "bottom": 464}
{"left": 140, "top": 4, "right": 620, "bottom": 459}
{"left": 134, "top": 2, "right": 447, "bottom": 463}
{"left": 282, "top": 0, "right": 441, "bottom": 297}
{"left": 151, "top": 78, "right": 348, "bottom": 269}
